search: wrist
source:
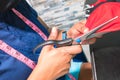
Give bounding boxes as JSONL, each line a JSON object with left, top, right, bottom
{"left": 27, "top": 64, "right": 54, "bottom": 80}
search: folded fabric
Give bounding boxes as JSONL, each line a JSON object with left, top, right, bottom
{"left": 86, "top": 2, "right": 120, "bottom": 34}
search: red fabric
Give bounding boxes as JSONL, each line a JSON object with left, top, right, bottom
{"left": 86, "top": 2, "right": 120, "bottom": 33}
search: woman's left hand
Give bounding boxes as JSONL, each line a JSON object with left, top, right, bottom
{"left": 67, "top": 20, "right": 97, "bottom": 44}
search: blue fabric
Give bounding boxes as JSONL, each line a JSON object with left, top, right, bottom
{"left": 73, "top": 51, "right": 87, "bottom": 62}
{"left": 0, "top": 0, "right": 49, "bottom": 80}
{"left": 66, "top": 60, "right": 82, "bottom": 80}
{"left": 0, "top": 0, "right": 87, "bottom": 80}
{"left": 61, "top": 31, "right": 87, "bottom": 80}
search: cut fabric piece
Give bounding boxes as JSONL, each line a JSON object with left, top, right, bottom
{"left": 86, "top": 2, "right": 120, "bottom": 35}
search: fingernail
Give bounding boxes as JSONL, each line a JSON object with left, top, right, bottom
{"left": 51, "top": 27, "right": 57, "bottom": 34}
{"left": 83, "top": 28, "right": 89, "bottom": 33}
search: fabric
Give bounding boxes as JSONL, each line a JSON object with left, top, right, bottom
{"left": 65, "top": 60, "right": 82, "bottom": 80}
{"left": 85, "top": 0, "right": 117, "bottom": 18}
{"left": 61, "top": 31, "right": 87, "bottom": 80}
{"left": 86, "top": 2, "right": 120, "bottom": 34}
{"left": 86, "top": 2, "right": 120, "bottom": 80}
{"left": 0, "top": 0, "right": 21, "bottom": 12}
{"left": 0, "top": 0, "right": 87, "bottom": 80}
{"left": 0, "top": 0, "right": 49, "bottom": 80}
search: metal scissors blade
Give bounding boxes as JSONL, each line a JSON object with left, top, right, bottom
{"left": 33, "top": 16, "right": 118, "bottom": 53}
{"left": 75, "top": 16, "right": 118, "bottom": 42}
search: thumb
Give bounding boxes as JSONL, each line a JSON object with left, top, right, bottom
{"left": 42, "top": 27, "right": 58, "bottom": 51}
{"left": 48, "top": 27, "right": 58, "bottom": 40}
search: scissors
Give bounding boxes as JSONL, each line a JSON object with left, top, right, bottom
{"left": 33, "top": 16, "right": 118, "bottom": 53}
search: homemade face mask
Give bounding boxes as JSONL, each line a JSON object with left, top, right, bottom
{"left": 0, "top": 0, "right": 21, "bottom": 12}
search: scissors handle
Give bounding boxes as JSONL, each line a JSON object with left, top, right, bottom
{"left": 33, "top": 38, "right": 73, "bottom": 53}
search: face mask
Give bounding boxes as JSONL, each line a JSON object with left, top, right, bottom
{"left": 0, "top": 0, "right": 21, "bottom": 12}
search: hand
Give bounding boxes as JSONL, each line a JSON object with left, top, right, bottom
{"left": 28, "top": 27, "right": 82, "bottom": 80}
{"left": 67, "top": 20, "right": 97, "bottom": 44}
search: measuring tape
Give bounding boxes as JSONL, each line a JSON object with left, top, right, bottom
{"left": 0, "top": 8, "right": 76, "bottom": 80}
{"left": 68, "top": 74, "right": 76, "bottom": 80}
{"left": 0, "top": 39, "right": 76, "bottom": 80}
{"left": 0, "top": 40, "right": 36, "bottom": 69}
{"left": 12, "top": 8, "right": 48, "bottom": 40}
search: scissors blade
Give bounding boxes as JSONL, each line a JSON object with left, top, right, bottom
{"left": 33, "top": 38, "right": 73, "bottom": 53}
{"left": 75, "top": 16, "right": 119, "bottom": 42}
{"left": 33, "top": 16, "right": 119, "bottom": 53}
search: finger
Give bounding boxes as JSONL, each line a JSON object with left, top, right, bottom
{"left": 57, "top": 45, "right": 82, "bottom": 55}
{"left": 77, "top": 22, "right": 89, "bottom": 33}
{"left": 48, "top": 27, "right": 58, "bottom": 40}
{"left": 86, "top": 38, "right": 97, "bottom": 44}
{"left": 42, "top": 27, "right": 58, "bottom": 51}
{"left": 96, "top": 35, "right": 103, "bottom": 38}
{"left": 64, "top": 54, "right": 73, "bottom": 63}
{"left": 68, "top": 22, "right": 89, "bottom": 38}
{"left": 81, "top": 38, "right": 97, "bottom": 45}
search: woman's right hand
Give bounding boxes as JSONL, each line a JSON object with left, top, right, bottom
{"left": 28, "top": 27, "right": 82, "bottom": 80}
